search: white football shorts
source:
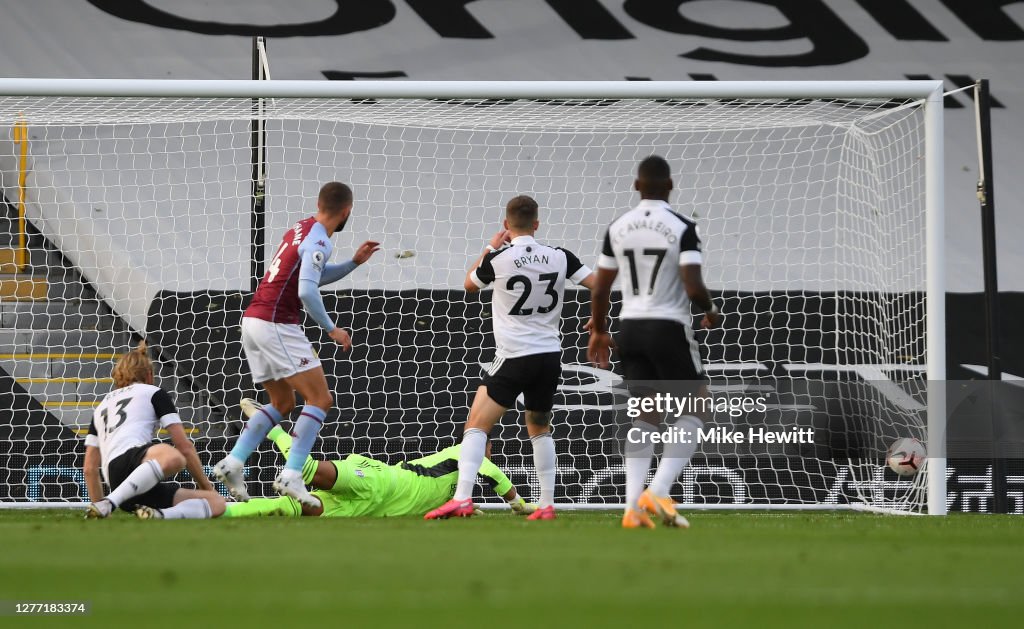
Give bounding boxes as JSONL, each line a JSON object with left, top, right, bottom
{"left": 240, "top": 317, "right": 322, "bottom": 383}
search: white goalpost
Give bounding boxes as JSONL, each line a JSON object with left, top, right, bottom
{"left": 0, "top": 79, "right": 945, "bottom": 515}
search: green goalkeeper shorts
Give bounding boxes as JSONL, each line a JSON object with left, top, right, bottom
{"left": 315, "top": 454, "right": 393, "bottom": 518}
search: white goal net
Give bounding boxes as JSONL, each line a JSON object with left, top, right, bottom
{"left": 0, "top": 81, "right": 945, "bottom": 514}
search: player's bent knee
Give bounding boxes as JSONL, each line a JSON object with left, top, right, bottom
{"left": 148, "top": 444, "right": 184, "bottom": 475}
{"left": 170, "top": 448, "right": 186, "bottom": 468}
{"left": 174, "top": 489, "right": 226, "bottom": 517}
{"left": 169, "top": 450, "right": 186, "bottom": 472}
{"left": 205, "top": 493, "right": 227, "bottom": 518}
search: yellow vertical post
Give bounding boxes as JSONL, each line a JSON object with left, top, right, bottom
{"left": 12, "top": 119, "right": 28, "bottom": 270}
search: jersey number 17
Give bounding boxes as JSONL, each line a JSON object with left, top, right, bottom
{"left": 622, "top": 248, "right": 667, "bottom": 296}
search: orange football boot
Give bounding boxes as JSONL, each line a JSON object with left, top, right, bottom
{"left": 638, "top": 489, "right": 690, "bottom": 528}
{"left": 621, "top": 507, "right": 656, "bottom": 529}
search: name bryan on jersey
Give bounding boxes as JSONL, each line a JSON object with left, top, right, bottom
{"left": 513, "top": 254, "right": 549, "bottom": 268}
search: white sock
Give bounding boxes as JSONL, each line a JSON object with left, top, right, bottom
{"left": 625, "top": 420, "right": 657, "bottom": 510}
{"left": 107, "top": 459, "right": 164, "bottom": 508}
{"left": 531, "top": 432, "right": 556, "bottom": 508}
{"left": 649, "top": 416, "right": 702, "bottom": 497}
{"left": 159, "top": 498, "right": 213, "bottom": 520}
{"left": 454, "top": 428, "right": 488, "bottom": 501}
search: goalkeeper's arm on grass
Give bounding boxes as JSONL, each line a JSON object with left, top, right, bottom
{"left": 478, "top": 453, "right": 536, "bottom": 515}
{"left": 406, "top": 445, "right": 537, "bottom": 515}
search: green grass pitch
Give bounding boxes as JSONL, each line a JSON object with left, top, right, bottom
{"left": 1, "top": 510, "right": 1021, "bottom": 627}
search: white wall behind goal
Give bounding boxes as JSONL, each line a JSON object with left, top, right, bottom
{"left": 0, "top": 125, "right": 252, "bottom": 331}
{"left": 0, "top": 1, "right": 1020, "bottom": 296}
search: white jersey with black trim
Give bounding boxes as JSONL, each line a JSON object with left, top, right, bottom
{"left": 470, "top": 235, "right": 592, "bottom": 359}
{"left": 85, "top": 383, "right": 182, "bottom": 481}
{"left": 597, "top": 199, "right": 703, "bottom": 326}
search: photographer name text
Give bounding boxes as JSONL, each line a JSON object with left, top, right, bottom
{"left": 627, "top": 426, "right": 815, "bottom": 445}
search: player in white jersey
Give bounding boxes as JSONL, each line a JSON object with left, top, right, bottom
{"left": 83, "top": 342, "right": 226, "bottom": 520}
{"left": 588, "top": 155, "right": 721, "bottom": 529}
{"left": 425, "top": 195, "right": 595, "bottom": 521}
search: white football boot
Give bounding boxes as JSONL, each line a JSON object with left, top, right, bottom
{"left": 273, "top": 468, "right": 320, "bottom": 508}
{"left": 212, "top": 456, "right": 250, "bottom": 502}
{"left": 239, "top": 397, "right": 262, "bottom": 418}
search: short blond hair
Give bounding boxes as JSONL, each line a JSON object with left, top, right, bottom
{"left": 112, "top": 340, "right": 154, "bottom": 388}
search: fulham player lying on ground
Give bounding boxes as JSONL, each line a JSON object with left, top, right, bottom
{"left": 212, "top": 182, "right": 380, "bottom": 508}
{"left": 588, "top": 155, "right": 721, "bottom": 529}
{"left": 426, "top": 195, "right": 596, "bottom": 521}
{"left": 83, "top": 342, "right": 225, "bottom": 520}
{"left": 212, "top": 401, "right": 535, "bottom": 519}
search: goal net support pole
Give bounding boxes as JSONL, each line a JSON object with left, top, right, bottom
{"left": 925, "top": 85, "right": 947, "bottom": 516}
{"left": 250, "top": 37, "right": 270, "bottom": 293}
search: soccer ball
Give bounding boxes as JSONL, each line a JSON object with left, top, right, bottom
{"left": 887, "top": 438, "right": 926, "bottom": 477}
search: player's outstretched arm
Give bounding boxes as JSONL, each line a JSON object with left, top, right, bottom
{"left": 297, "top": 242, "right": 352, "bottom": 349}
{"left": 413, "top": 445, "right": 536, "bottom": 514}
{"left": 167, "top": 423, "right": 214, "bottom": 491}
{"left": 477, "top": 455, "right": 536, "bottom": 515}
{"left": 318, "top": 260, "right": 357, "bottom": 286}
{"left": 318, "top": 240, "right": 380, "bottom": 287}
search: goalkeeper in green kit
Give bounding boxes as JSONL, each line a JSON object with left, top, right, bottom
{"left": 221, "top": 401, "right": 536, "bottom": 519}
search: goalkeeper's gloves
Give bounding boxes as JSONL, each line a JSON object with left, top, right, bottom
{"left": 508, "top": 496, "right": 538, "bottom": 515}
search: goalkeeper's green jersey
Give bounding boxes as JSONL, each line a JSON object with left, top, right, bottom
{"left": 313, "top": 445, "right": 513, "bottom": 518}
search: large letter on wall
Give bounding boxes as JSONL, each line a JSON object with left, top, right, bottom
{"left": 623, "top": 0, "right": 869, "bottom": 67}
{"left": 86, "top": 0, "right": 395, "bottom": 37}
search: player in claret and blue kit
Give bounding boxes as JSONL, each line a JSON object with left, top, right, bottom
{"left": 212, "top": 182, "right": 380, "bottom": 508}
